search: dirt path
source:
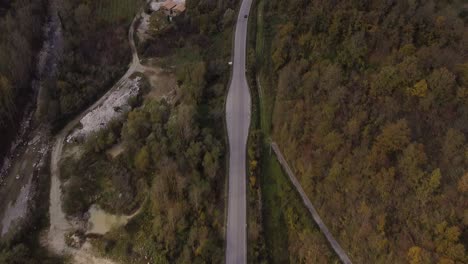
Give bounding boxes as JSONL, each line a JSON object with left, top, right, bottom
{"left": 271, "top": 143, "right": 352, "bottom": 264}
{"left": 46, "top": 10, "right": 145, "bottom": 264}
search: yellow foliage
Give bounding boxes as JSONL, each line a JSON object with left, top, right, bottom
{"left": 195, "top": 245, "right": 202, "bottom": 256}
{"left": 278, "top": 22, "right": 294, "bottom": 38}
{"left": 377, "top": 214, "right": 386, "bottom": 234}
{"left": 456, "top": 86, "right": 468, "bottom": 100}
{"left": 134, "top": 146, "right": 149, "bottom": 172}
{"left": 298, "top": 32, "right": 312, "bottom": 48}
{"left": 428, "top": 168, "right": 442, "bottom": 191}
{"left": 399, "top": 44, "right": 416, "bottom": 56}
{"left": 445, "top": 226, "right": 461, "bottom": 242}
{"left": 455, "top": 63, "right": 468, "bottom": 84}
{"left": 457, "top": 172, "right": 468, "bottom": 193}
{"left": 250, "top": 160, "right": 258, "bottom": 170}
{"left": 376, "top": 238, "right": 388, "bottom": 251}
{"left": 358, "top": 201, "right": 371, "bottom": 219}
{"left": 438, "top": 257, "right": 454, "bottom": 264}
{"left": 435, "top": 16, "right": 446, "bottom": 27}
{"left": 407, "top": 246, "right": 429, "bottom": 264}
{"left": 409, "top": 79, "right": 428, "bottom": 97}
{"left": 249, "top": 176, "right": 256, "bottom": 187}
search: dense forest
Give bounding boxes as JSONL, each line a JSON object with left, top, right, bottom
{"left": 0, "top": 0, "right": 46, "bottom": 159}
{"left": 36, "top": 0, "right": 143, "bottom": 123}
{"left": 258, "top": 0, "right": 467, "bottom": 263}
{"left": 59, "top": 0, "right": 238, "bottom": 262}
{"left": 246, "top": 2, "right": 340, "bottom": 262}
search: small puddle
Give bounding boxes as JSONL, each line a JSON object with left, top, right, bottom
{"left": 86, "top": 205, "right": 132, "bottom": 234}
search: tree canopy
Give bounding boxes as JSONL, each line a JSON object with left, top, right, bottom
{"left": 260, "top": 0, "right": 468, "bottom": 262}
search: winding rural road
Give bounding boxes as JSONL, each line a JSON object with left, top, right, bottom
{"left": 225, "top": 0, "right": 253, "bottom": 263}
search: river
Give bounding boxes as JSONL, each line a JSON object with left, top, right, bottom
{"left": 0, "top": 0, "right": 63, "bottom": 240}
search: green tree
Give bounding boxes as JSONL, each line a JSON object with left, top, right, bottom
{"left": 0, "top": 75, "right": 13, "bottom": 124}
{"left": 123, "top": 110, "right": 150, "bottom": 146}
{"left": 135, "top": 146, "right": 150, "bottom": 172}
{"left": 371, "top": 120, "right": 411, "bottom": 165}
{"left": 74, "top": 4, "right": 91, "bottom": 32}
{"left": 203, "top": 151, "right": 218, "bottom": 179}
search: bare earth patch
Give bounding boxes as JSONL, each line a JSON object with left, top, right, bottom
{"left": 106, "top": 143, "right": 125, "bottom": 159}
{"left": 62, "top": 144, "right": 84, "bottom": 160}
{"left": 137, "top": 12, "right": 151, "bottom": 42}
{"left": 144, "top": 67, "right": 178, "bottom": 101}
{"left": 67, "top": 77, "right": 141, "bottom": 143}
{"left": 86, "top": 204, "right": 139, "bottom": 235}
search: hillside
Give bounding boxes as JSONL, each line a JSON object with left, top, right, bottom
{"left": 0, "top": 0, "right": 46, "bottom": 161}
{"left": 257, "top": 0, "right": 467, "bottom": 263}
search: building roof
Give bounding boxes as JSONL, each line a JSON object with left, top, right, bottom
{"left": 161, "top": 1, "right": 177, "bottom": 10}
{"left": 173, "top": 3, "right": 186, "bottom": 13}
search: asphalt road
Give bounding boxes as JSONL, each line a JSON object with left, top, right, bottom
{"left": 225, "top": 0, "right": 253, "bottom": 263}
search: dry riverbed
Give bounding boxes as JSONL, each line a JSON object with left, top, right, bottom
{"left": 0, "top": 127, "right": 50, "bottom": 239}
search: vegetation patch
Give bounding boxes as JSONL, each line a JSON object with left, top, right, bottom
{"left": 148, "top": 11, "right": 171, "bottom": 35}
{"left": 60, "top": 1, "right": 240, "bottom": 262}
{"left": 96, "top": 0, "right": 141, "bottom": 24}
{"left": 61, "top": 119, "right": 142, "bottom": 216}
{"left": 246, "top": 1, "right": 338, "bottom": 262}
{"left": 261, "top": 148, "right": 338, "bottom": 263}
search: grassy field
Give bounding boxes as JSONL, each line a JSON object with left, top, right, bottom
{"left": 261, "top": 147, "right": 340, "bottom": 263}
{"left": 157, "top": 44, "right": 203, "bottom": 68}
{"left": 255, "top": 0, "right": 274, "bottom": 137}
{"left": 96, "top": 0, "right": 142, "bottom": 24}
{"left": 260, "top": 149, "right": 290, "bottom": 263}
{"left": 254, "top": 0, "right": 265, "bottom": 65}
